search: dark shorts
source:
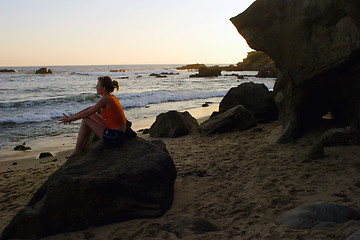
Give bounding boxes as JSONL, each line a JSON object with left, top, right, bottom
{"left": 103, "top": 128, "right": 126, "bottom": 147}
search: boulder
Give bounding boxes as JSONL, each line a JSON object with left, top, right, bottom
{"left": 346, "top": 230, "right": 360, "bottom": 240}
{"left": 160, "top": 218, "right": 219, "bottom": 238}
{"left": 256, "top": 67, "right": 279, "bottom": 78}
{"left": 305, "top": 142, "right": 324, "bottom": 161}
{"left": 35, "top": 68, "right": 53, "bottom": 74}
{"left": 199, "top": 105, "right": 256, "bottom": 135}
{"left": 1, "top": 138, "right": 177, "bottom": 239}
{"left": 0, "top": 69, "right": 16, "bottom": 73}
{"left": 39, "top": 152, "right": 53, "bottom": 158}
{"left": 149, "top": 111, "right": 199, "bottom": 138}
{"left": 13, "top": 142, "right": 31, "bottom": 151}
{"left": 219, "top": 82, "right": 278, "bottom": 123}
{"left": 231, "top": 0, "right": 360, "bottom": 143}
{"left": 190, "top": 66, "right": 222, "bottom": 77}
{"left": 320, "top": 126, "right": 360, "bottom": 146}
{"left": 277, "top": 202, "right": 360, "bottom": 229}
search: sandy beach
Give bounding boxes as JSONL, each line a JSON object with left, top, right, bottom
{"left": 1, "top": 105, "right": 360, "bottom": 239}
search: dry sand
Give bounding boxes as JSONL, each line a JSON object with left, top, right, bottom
{"left": 1, "top": 112, "right": 360, "bottom": 239}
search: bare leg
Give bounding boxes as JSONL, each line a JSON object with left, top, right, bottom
{"left": 66, "top": 116, "right": 107, "bottom": 159}
{"left": 80, "top": 128, "right": 92, "bottom": 151}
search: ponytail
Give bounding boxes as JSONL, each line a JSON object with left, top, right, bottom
{"left": 112, "top": 80, "right": 119, "bottom": 91}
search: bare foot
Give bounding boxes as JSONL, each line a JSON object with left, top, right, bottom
{"left": 65, "top": 149, "right": 82, "bottom": 159}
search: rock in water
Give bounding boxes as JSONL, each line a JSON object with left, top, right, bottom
{"left": 149, "top": 111, "right": 199, "bottom": 138}
{"left": 1, "top": 138, "right": 177, "bottom": 239}
{"left": 231, "top": 0, "right": 360, "bottom": 143}
{"left": 189, "top": 66, "right": 222, "bottom": 77}
{"left": 35, "top": 67, "right": 52, "bottom": 74}
{"left": 13, "top": 145, "right": 31, "bottom": 151}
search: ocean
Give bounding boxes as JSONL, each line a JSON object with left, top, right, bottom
{"left": 0, "top": 64, "right": 275, "bottom": 148}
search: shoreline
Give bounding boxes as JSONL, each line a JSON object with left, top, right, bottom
{"left": 0, "top": 104, "right": 219, "bottom": 164}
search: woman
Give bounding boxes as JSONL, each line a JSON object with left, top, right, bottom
{"left": 59, "top": 76, "right": 126, "bottom": 159}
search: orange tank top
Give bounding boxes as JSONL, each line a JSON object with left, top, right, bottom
{"left": 101, "top": 95, "right": 126, "bottom": 129}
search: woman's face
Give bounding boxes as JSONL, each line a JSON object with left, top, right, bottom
{"left": 96, "top": 80, "right": 105, "bottom": 95}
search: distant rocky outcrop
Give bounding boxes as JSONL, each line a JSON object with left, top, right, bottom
{"left": 35, "top": 67, "right": 52, "bottom": 74}
{"left": 199, "top": 105, "right": 256, "bottom": 135}
{"left": 1, "top": 138, "right": 176, "bottom": 239}
{"left": 110, "top": 69, "right": 125, "bottom": 72}
{"left": 149, "top": 111, "right": 199, "bottom": 138}
{"left": 189, "top": 66, "right": 222, "bottom": 78}
{"left": 176, "top": 64, "right": 206, "bottom": 70}
{"left": 219, "top": 82, "right": 278, "bottom": 123}
{"left": 223, "top": 51, "right": 276, "bottom": 72}
{"left": 177, "top": 52, "right": 277, "bottom": 76}
{"left": 231, "top": 0, "right": 360, "bottom": 143}
{"left": 0, "top": 69, "right": 16, "bottom": 73}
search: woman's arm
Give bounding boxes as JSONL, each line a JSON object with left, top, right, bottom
{"left": 59, "top": 96, "right": 109, "bottom": 124}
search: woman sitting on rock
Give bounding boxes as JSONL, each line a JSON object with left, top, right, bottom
{"left": 59, "top": 76, "right": 126, "bottom": 159}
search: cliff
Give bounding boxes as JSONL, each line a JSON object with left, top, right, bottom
{"left": 231, "top": 0, "right": 360, "bottom": 143}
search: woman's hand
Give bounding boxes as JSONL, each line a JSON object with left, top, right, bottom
{"left": 59, "top": 113, "right": 71, "bottom": 125}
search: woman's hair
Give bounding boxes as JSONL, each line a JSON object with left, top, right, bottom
{"left": 97, "top": 76, "right": 119, "bottom": 93}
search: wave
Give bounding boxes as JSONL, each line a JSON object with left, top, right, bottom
{"left": 117, "top": 90, "right": 226, "bottom": 109}
{"left": 71, "top": 69, "right": 178, "bottom": 77}
{"left": 0, "top": 93, "right": 100, "bottom": 109}
{"left": 0, "top": 89, "right": 226, "bottom": 125}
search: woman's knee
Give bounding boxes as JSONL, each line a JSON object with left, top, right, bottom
{"left": 82, "top": 117, "right": 91, "bottom": 125}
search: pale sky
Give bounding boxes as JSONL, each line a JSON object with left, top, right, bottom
{"left": 0, "top": 0, "right": 255, "bottom": 67}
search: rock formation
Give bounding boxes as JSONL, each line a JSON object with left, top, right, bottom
{"left": 176, "top": 64, "right": 206, "bottom": 70}
{"left": 35, "top": 67, "right": 53, "bottom": 74}
{"left": 224, "top": 51, "right": 276, "bottom": 72}
{"left": 277, "top": 202, "right": 360, "bottom": 229}
{"left": 199, "top": 105, "right": 256, "bottom": 135}
{"left": 189, "top": 66, "right": 222, "bottom": 78}
{"left": 1, "top": 138, "right": 176, "bottom": 239}
{"left": 149, "top": 111, "right": 199, "bottom": 138}
{"left": 0, "top": 69, "right": 16, "bottom": 73}
{"left": 231, "top": 0, "right": 360, "bottom": 143}
{"left": 219, "top": 82, "right": 278, "bottom": 123}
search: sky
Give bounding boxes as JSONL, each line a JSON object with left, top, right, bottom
{"left": 0, "top": 0, "right": 255, "bottom": 67}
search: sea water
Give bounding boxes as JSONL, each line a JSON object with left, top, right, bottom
{"left": 0, "top": 64, "right": 275, "bottom": 147}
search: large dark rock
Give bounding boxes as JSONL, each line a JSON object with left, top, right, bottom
{"left": 320, "top": 126, "right": 360, "bottom": 146}
{"left": 1, "top": 138, "right": 177, "bottom": 239}
{"left": 149, "top": 111, "right": 199, "bottom": 138}
{"left": 277, "top": 202, "right": 360, "bottom": 229}
{"left": 0, "top": 69, "right": 16, "bottom": 73}
{"left": 35, "top": 67, "right": 53, "bottom": 74}
{"left": 219, "top": 82, "right": 278, "bottom": 123}
{"left": 190, "top": 66, "right": 222, "bottom": 78}
{"left": 199, "top": 105, "right": 256, "bottom": 135}
{"left": 231, "top": 0, "right": 360, "bottom": 143}
{"left": 256, "top": 67, "right": 279, "bottom": 78}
